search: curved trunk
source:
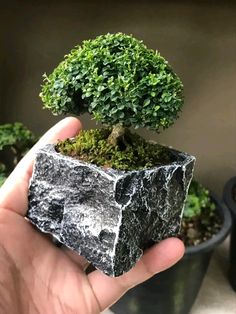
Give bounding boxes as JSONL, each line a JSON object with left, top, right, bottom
{"left": 107, "top": 124, "right": 127, "bottom": 147}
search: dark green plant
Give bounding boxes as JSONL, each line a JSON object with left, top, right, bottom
{"left": 183, "top": 180, "right": 215, "bottom": 219}
{"left": 0, "top": 163, "right": 6, "bottom": 187}
{"left": 0, "top": 123, "right": 36, "bottom": 187}
{"left": 181, "top": 180, "right": 221, "bottom": 246}
{"left": 0, "top": 122, "right": 36, "bottom": 165}
{"left": 41, "top": 33, "right": 183, "bottom": 145}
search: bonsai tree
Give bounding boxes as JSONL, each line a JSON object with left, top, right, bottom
{"left": 0, "top": 122, "right": 36, "bottom": 186}
{"left": 41, "top": 32, "right": 183, "bottom": 163}
{"left": 27, "top": 33, "right": 195, "bottom": 277}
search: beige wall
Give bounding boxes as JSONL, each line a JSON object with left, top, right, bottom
{"left": 1, "top": 1, "right": 235, "bottom": 196}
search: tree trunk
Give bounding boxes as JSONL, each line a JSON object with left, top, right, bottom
{"left": 107, "top": 124, "right": 127, "bottom": 147}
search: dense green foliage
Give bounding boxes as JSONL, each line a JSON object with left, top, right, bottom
{"left": 41, "top": 33, "right": 183, "bottom": 131}
{"left": 56, "top": 128, "right": 172, "bottom": 170}
{"left": 183, "top": 180, "right": 215, "bottom": 219}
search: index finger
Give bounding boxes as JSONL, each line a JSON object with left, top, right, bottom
{"left": 0, "top": 117, "right": 82, "bottom": 216}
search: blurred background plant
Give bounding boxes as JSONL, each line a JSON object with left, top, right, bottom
{"left": 184, "top": 180, "right": 215, "bottom": 219}
{"left": 0, "top": 162, "right": 7, "bottom": 186}
{"left": 181, "top": 180, "right": 221, "bottom": 246}
{"left": 0, "top": 122, "right": 36, "bottom": 186}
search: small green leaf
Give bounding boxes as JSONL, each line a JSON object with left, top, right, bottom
{"left": 143, "top": 99, "right": 151, "bottom": 107}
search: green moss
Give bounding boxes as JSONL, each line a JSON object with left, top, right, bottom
{"left": 56, "top": 128, "right": 173, "bottom": 171}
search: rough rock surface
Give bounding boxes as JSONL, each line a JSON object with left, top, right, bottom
{"left": 27, "top": 144, "right": 195, "bottom": 276}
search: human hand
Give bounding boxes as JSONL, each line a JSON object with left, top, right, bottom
{"left": 0, "top": 117, "right": 184, "bottom": 314}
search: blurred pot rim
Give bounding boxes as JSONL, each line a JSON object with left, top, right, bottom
{"left": 223, "top": 176, "right": 236, "bottom": 216}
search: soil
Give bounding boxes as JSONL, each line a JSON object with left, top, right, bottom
{"left": 179, "top": 205, "right": 222, "bottom": 246}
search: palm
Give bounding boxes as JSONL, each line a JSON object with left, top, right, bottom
{"left": 0, "top": 209, "right": 100, "bottom": 313}
{"left": 0, "top": 118, "right": 184, "bottom": 314}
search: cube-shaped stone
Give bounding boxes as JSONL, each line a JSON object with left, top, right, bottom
{"left": 27, "top": 144, "right": 195, "bottom": 276}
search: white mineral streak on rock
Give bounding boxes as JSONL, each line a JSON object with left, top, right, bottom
{"left": 179, "top": 156, "right": 196, "bottom": 220}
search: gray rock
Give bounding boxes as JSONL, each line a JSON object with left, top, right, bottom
{"left": 27, "top": 144, "right": 195, "bottom": 276}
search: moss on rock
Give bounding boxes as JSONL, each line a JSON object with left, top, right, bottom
{"left": 56, "top": 128, "right": 173, "bottom": 171}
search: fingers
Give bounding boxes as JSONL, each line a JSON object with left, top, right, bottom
{"left": 88, "top": 238, "right": 185, "bottom": 311}
{"left": 0, "top": 117, "right": 82, "bottom": 216}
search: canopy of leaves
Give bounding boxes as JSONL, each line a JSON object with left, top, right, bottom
{"left": 0, "top": 122, "right": 36, "bottom": 154}
{"left": 183, "top": 180, "right": 215, "bottom": 219}
{"left": 41, "top": 33, "right": 183, "bottom": 131}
